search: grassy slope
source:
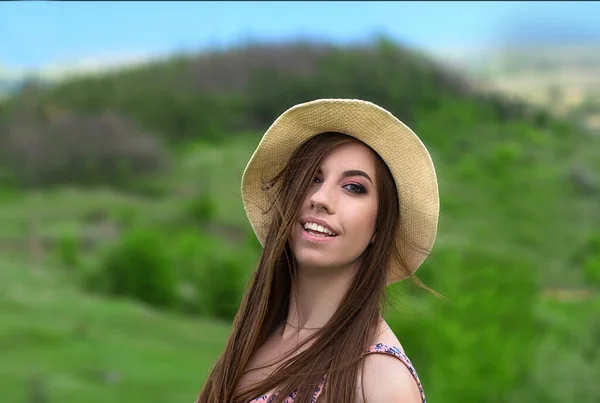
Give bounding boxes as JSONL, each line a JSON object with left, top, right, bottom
{"left": 0, "top": 138, "right": 258, "bottom": 402}
{"left": 0, "top": 253, "right": 231, "bottom": 403}
{"left": 0, "top": 135, "right": 260, "bottom": 240}
{"left": 1, "top": 246, "right": 598, "bottom": 403}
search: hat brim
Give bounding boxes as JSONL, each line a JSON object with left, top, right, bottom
{"left": 241, "top": 98, "right": 439, "bottom": 284}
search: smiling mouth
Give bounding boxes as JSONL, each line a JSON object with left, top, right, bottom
{"left": 301, "top": 222, "right": 338, "bottom": 238}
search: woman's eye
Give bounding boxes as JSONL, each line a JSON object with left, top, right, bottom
{"left": 345, "top": 183, "right": 366, "bottom": 194}
{"left": 313, "top": 176, "right": 322, "bottom": 183}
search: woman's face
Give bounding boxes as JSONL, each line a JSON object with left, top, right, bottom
{"left": 290, "top": 141, "right": 379, "bottom": 274}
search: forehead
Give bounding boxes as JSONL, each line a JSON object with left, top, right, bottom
{"left": 320, "top": 141, "right": 377, "bottom": 173}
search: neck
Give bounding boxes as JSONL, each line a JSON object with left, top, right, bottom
{"left": 282, "top": 263, "right": 357, "bottom": 335}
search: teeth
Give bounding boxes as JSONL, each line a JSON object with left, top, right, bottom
{"left": 303, "top": 222, "right": 336, "bottom": 236}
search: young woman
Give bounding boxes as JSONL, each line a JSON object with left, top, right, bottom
{"left": 195, "top": 99, "right": 439, "bottom": 403}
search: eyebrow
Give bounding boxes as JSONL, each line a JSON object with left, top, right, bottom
{"left": 317, "top": 168, "right": 373, "bottom": 185}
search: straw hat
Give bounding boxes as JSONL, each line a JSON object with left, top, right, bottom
{"left": 241, "top": 98, "right": 439, "bottom": 284}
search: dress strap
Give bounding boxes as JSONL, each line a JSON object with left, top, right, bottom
{"left": 309, "top": 375, "right": 327, "bottom": 402}
{"left": 365, "top": 343, "right": 426, "bottom": 403}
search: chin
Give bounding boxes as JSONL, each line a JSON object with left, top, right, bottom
{"left": 292, "top": 247, "right": 336, "bottom": 268}
{"left": 294, "top": 250, "right": 330, "bottom": 268}
{"left": 294, "top": 250, "right": 360, "bottom": 274}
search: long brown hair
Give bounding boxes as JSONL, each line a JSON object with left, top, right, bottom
{"left": 196, "top": 132, "right": 423, "bottom": 403}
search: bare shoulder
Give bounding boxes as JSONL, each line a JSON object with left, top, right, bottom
{"left": 355, "top": 319, "right": 423, "bottom": 403}
{"left": 357, "top": 352, "right": 423, "bottom": 403}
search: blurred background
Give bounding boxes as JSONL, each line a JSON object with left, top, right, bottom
{"left": 1, "top": 1, "right": 599, "bottom": 402}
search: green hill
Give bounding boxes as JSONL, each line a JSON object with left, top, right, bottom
{"left": 0, "top": 38, "right": 599, "bottom": 402}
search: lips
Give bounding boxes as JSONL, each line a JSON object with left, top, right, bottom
{"left": 300, "top": 217, "right": 338, "bottom": 235}
{"left": 300, "top": 223, "right": 338, "bottom": 244}
{"left": 298, "top": 216, "right": 339, "bottom": 244}
{"left": 303, "top": 222, "right": 337, "bottom": 236}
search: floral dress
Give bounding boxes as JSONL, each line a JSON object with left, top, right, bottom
{"left": 248, "top": 342, "right": 426, "bottom": 403}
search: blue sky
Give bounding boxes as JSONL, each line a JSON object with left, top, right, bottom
{"left": 1, "top": 1, "right": 600, "bottom": 70}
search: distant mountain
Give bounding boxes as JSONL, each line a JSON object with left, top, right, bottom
{"left": 0, "top": 52, "right": 166, "bottom": 102}
{"left": 437, "top": 43, "right": 600, "bottom": 132}
{"left": 0, "top": 78, "right": 20, "bottom": 94}
{"left": 0, "top": 64, "right": 22, "bottom": 98}
{"left": 0, "top": 76, "right": 53, "bottom": 101}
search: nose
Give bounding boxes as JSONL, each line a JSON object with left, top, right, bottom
{"left": 308, "top": 181, "right": 336, "bottom": 214}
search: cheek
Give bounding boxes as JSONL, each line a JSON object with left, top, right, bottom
{"left": 363, "top": 206, "right": 378, "bottom": 237}
{"left": 345, "top": 202, "right": 378, "bottom": 241}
